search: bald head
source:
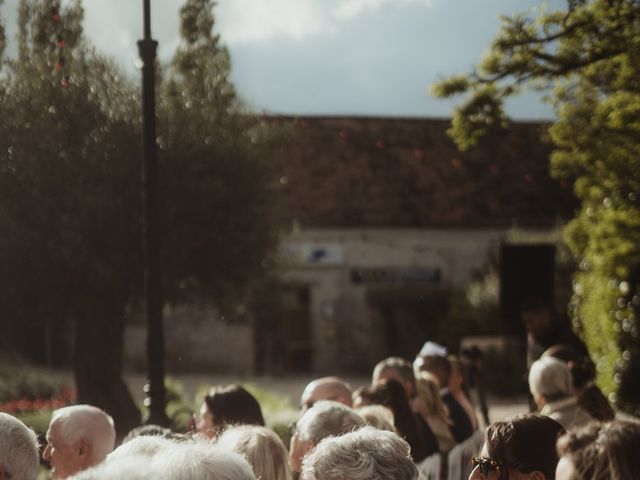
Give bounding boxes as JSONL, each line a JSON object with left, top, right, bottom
{"left": 301, "top": 377, "right": 352, "bottom": 412}
{"left": 44, "top": 405, "right": 116, "bottom": 478}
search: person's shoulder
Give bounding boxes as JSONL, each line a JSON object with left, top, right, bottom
{"left": 441, "top": 394, "right": 466, "bottom": 418}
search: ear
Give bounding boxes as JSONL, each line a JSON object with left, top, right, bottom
{"left": 77, "top": 438, "right": 92, "bottom": 459}
{"left": 302, "top": 440, "right": 316, "bottom": 458}
{"left": 528, "top": 471, "right": 546, "bottom": 480}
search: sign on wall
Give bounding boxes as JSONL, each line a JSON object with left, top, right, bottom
{"left": 351, "top": 267, "right": 441, "bottom": 284}
{"left": 280, "top": 243, "right": 345, "bottom": 266}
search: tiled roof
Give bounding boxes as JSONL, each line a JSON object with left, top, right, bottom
{"left": 267, "top": 115, "right": 577, "bottom": 228}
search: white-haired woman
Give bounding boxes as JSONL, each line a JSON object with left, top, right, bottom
{"left": 155, "top": 440, "right": 256, "bottom": 480}
{"left": 301, "top": 426, "right": 419, "bottom": 480}
{"left": 528, "top": 356, "right": 592, "bottom": 430}
{"left": 0, "top": 413, "right": 40, "bottom": 480}
{"left": 216, "top": 425, "right": 293, "bottom": 480}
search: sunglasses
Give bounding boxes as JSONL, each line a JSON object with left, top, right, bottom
{"left": 471, "top": 457, "right": 503, "bottom": 478}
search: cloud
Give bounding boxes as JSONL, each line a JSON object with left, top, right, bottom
{"left": 332, "top": 0, "right": 434, "bottom": 20}
{"left": 216, "top": 0, "right": 434, "bottom": 44}
{"left": 217, "top": 0, "right": 332, "bottom": 44}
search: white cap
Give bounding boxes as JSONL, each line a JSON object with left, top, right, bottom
{"left": 418, "top": 341, "right": 447, "bottom": 357}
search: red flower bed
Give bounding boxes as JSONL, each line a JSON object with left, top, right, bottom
{"left": 0, "top": 386, "right": 76, "bottom": 414}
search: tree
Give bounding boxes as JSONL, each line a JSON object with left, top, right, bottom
{"left": 0, "top": 0, "right": 280, "bottom": 434}
{"left": 0, "top": 0, "right": 143, "bottom": 436}
{"left": 0, "top": 0, "right": 142, "bottom": 434}
{"left": 158, "top": 0, "right": 280, "bottom": 305}
{"left": 0, "top": 0, "right": 5, "bottom": 62}
{"left": 432, "top": 0, "right": 640, "bottom": 414}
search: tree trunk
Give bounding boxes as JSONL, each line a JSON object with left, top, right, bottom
{"left": 74, "top": 287, "right": 140, "bottom": 440}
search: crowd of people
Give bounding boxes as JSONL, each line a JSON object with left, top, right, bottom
{"left": 1, "top": 321, "right": 639, "bottom": 479}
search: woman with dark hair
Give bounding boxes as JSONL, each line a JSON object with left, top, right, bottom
{"left": 369, "top": 379, "right": 438, "bottom": 462}
{"left": 470, "top": 414, "right": 564, "bottom": 480}
{"left": 195, "top": 384, "right": 265, "bottom": 439}
{"left": 556, "top": 420, "right": 640, "bottom": 480}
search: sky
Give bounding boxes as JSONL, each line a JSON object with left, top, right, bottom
{"left": 1, "top": 0, "right": 563, "bottom": 119}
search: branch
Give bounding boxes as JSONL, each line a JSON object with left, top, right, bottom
{"left": 473, "top": 41, "right": 627, "bottom": 85}
{"left": 497, "top": 18, "right": 592, "bottom": 47}
{"left": 529, "top": 46, "right": 627, "bottom": 71}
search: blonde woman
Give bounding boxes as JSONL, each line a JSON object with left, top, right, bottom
{"left": 216, "top": 425, "right": 293, "bottom": 480}
{"left": 355, "top": 404, "right": 396, "bottom": 432}
{"left": 414, "top": 372, "right": 455, "bottom": 452}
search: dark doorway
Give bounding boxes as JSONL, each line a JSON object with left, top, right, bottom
{"left": 367, "top": 287, "right": 448, "bottom": 359}
{"left": 500, "top": 244, "right": 556, "bottom": 334}
{"left": 253, "top": 282, "right": 312, "bottom": 374}
{"left": 281, "top": 286, "right": 313, "bottom": 372}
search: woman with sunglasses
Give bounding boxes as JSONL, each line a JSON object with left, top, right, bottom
{"left": 470, "top": 414, "right": 565, "bottom": 480}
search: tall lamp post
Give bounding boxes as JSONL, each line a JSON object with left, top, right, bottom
{"left": 139, "top": 0, "right": 169, "bottom": 426}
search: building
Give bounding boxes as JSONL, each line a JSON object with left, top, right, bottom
{"left": 124, "top": 115, "right": 577, "bottom": 375}
{"left": 255, "top": 115, "right": 576, "bottom": 374}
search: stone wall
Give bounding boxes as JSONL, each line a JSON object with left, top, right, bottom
{"left": 278, "top": 227, "right": 557, "bottom": 372}
{"left": 124, "top": 304, "right": 254, "bottom": 374}
{"left": 124, "top": 227, "right": 559, "bottom": 374}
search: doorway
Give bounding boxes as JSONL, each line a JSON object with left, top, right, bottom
{"left": 281, "top": 286, "right": 313, "bottom": 372}
{"left": 499, "top": 244, "right": 556, "bottom": 334}
{"left": 367, "top": 287, "right": 448, "bottom": 359}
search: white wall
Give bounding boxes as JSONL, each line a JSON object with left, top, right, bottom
{"left": 124, "top": 304, "right": 254, "bottom": 373}
{"left": 279, "top": 228, "right": 508, "bottom": 371}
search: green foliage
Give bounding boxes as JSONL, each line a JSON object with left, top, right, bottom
{"left": 0, "top": 0, "right": 280, "bottom": 339}
{"left": 434, "top": 262, "right": 503, "bottom": 347}
{"left": 137, "top": 377, "right": 194, "bottom": 432}
{"left": 0, "top": 0, "right": 281, "bottom": 428}
{"left": 244, "top": 382, "right": 298, "bottom": 444}
{"left": 0, "top": 360, "right": 70, "bottom": 402}
{"left": 158, "top": 0, "right": 280, "bottom": 304}
{"left": 243, "top": 383, "right": 298, "bottom": 446}
{"left": 432, "top": 0, "right": 640, "bottom": 149}
{"left": 0, "top": 0, "right": 5, "bottom": 62}
{"left": 17, "top": 410, "right": 53, "bottom": 437}
{"left": 448, "top": 85, "right": 509, "bottom": 151}
{"left": 0, "top": 359, "right": 70, "bottom": 437}
{"left": 432, "top": 0, "right": 640, "bottom": 414}
{"left": 0, "top": 0, "right": 140, "bottom": 367}
{"left": 16, "top": 410, "right": 53, "bottom": 439}
{"left": 179, "top": 0, "right": 216, "bottom": 45}
{"left": 429, "top": 74, "right": 469, "bottom": 97}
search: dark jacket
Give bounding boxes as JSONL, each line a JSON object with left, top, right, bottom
{"left": 415, "top": 412, "right": 439, "bottom": 459}
{"left": 442, "top": 391, "right": 473, "bottom": 443}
